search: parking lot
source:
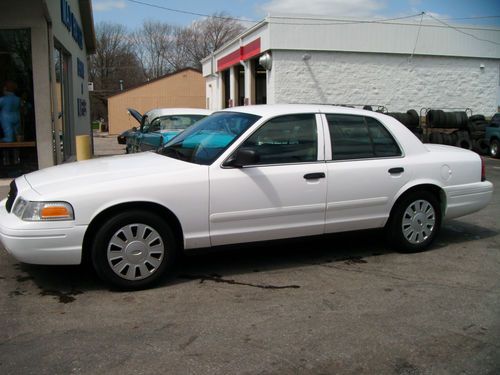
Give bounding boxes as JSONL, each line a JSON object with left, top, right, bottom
{"left": 0, "top": 153, "right": 499, "bottom": 374}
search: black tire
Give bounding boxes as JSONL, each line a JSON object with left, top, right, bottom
{"left": 490, "top": 139, "right": 500, "bottom": 158}
{"left": 386, "top": 190, "right": 441, "bottom": 253}
{"left": 406, "top": 109, "right": 419, "bottom": 128}
{"left": 476, "top": 139, "right": 489, "bottom": 155}
{"left": 470, "top": 131, "right": 485, "bottom": 140}
{"left": 456, "top": 132, "right": 472, "bottom": 150}
{"left": 429, "top": 132, "right": 438, "bottom": 144}
{"left": 91, "top": 210, "right": 178, "bottom": 290}
{"left": 469, "top": 114, "right": 485, "bottom": 122}
{"left": 435, "top": 132, "right": 444, "bottom": 144}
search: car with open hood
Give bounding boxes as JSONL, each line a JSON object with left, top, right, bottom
{"left": 125, "top": 108, "right": 211, "bottom": 153}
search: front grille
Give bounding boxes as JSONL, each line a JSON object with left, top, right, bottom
{"left": 5, "top": 180, "right": 17, "bottom": 213}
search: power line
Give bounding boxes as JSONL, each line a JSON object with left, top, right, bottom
{"left": 125, "top": 0, "right": 500, "bottom": 36}
{"left": 410, "top": 12, "right": 424, "bottom": 58}
{"left": 267, "top": 13, "right": 424, "bottom": 26}
{"left": 126, "top": 0, "right": 257, "bottom": 23}
{"left": 443, "top": 15, "right": 500, "bottom": 20}
{"left": 425, "top": 12, "right": 500, "bottom": 46}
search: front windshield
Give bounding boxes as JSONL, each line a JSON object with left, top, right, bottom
{"left": 158, "top": 111, "right": 260, "bottom": 165}
{"left": 150, "top": 115, "right": 206, "bottom": 132}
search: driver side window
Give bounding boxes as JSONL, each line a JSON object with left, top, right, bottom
{"left": 148, "top": 118, "right": 161, "bottom": 132}
{"left": 239, "top": 114, "right": 318, "bottom": 165}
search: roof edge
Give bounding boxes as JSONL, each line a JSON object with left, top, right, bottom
{"left": 79, "top": 0, "right": 96, "bottom": 54}
{"left": 107, "top": 67, "right": 202, "bottom": 99}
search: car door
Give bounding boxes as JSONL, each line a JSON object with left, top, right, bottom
{"left": 323, "top": 113, "right": 411, "bottom": 233}
{"left": 209, "top": 113, "right": 328, "bottom": 246}
{"left": 139, "top": 118, "right": 162, "bottom": 152}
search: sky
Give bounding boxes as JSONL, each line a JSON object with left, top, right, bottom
{"left": 91, "top": 0, "right": 500, "bottom": 29}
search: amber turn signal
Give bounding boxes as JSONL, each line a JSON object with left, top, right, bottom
{"left": 41, "top": 206, "right": 71, "bottom": 219}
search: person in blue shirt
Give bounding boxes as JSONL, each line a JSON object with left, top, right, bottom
{"left": 0, "top": 80, "right": 21, "bottom": 166}
{"left": 0, "top": 80, "right": 21, "bottom": 142}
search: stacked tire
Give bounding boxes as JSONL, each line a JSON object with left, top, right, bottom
{"left": 468, "top": 115, "right": 489, "bottom": 155}
{"left": 426, "top": 110, "right": 475, "bottom": 151}
{"left": 426, "top": 110, "right": 468, "bottom": 129}
{"left": 387, "top": 109, "right": 422, "bottom": 140}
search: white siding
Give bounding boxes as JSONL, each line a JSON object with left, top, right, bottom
{"left": 272, "top": 50, "right": 499, "bottom": 116}
{"left": 268, "top": 17, "right": 500, "bottom": 59}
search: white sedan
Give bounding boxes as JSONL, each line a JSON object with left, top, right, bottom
{"left": 0, "top": 105, "right": 493, "bottom": 289}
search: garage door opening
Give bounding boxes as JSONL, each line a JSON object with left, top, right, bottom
{"left": 254, "top": 59, "right": 266, "bottom": 105}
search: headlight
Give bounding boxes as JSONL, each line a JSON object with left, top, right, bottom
{"left": 12, "top": 199, "right": 74, "bottom": 221}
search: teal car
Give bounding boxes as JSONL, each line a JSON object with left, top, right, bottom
{"left": 126, "top": 108, "right": 211, "bottom": 153}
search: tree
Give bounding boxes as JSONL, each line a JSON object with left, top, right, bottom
{"left": 132, "top": 21, "right": 177, "bottom": 80}
{"left": 181, "top": 12, "right": 246, "bottom": 69}
{"left": 88, "top": 22, "right": 144, "bottom": 121}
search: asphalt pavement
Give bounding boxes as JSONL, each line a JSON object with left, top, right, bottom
{"left": 0, "top": 157, "right": 499, "bottom": 374}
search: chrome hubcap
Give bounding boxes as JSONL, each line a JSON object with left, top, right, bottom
{"left": 492, "top": 143, "right": 498, "bottom": 156}
{"left": 107, "top": 224, "right": 164, "bottom": 280}
{"left": 402, "top": 200, "right": 436, "bottom": 244}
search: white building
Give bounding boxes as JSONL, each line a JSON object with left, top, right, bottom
{"left": 201, "top": 16, "right": 500, "bottom": 115}
{"left": 0, "top": 0, "right": 95, "bottom": 178}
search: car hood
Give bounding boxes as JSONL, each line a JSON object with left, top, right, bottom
{"left": 24, "top": 152, "right": 191, "bottom": 195}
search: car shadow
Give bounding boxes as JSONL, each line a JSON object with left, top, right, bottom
{"left": 12, "top": 220, "right": 498, "bottom": 294}
{"left": 165, "top": 220, "right": 498, "bottom": 288}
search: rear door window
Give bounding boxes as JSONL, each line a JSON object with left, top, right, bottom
{"left": 326, "top": 114, "right": 401, "bottom": 160}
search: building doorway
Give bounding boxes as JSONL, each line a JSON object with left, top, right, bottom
{"left": 255, "top": 60, "right": 267, "bottom": 104}
{"left": 0, "top": 28, "right": 37, "bottom": 178}
{"left": 54, "top": 44, "right": 73, "bottom": 161}
{"left": 236, "top": 64, "right": 245, "bottom": 106}
{"left": 221, "top": 69, "right": 230, "bottom": 108}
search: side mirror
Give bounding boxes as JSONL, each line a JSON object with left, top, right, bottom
{"left": 228, "top": 148, "right": 259, "bottom": 168}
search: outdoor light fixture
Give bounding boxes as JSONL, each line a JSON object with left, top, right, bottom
{"left": 259, "top": 53, "right": 272, "bottom": 70}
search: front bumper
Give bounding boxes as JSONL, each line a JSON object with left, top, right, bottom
{"left": 443, "top": 181, "right": 494, "bottom": 220}
{"left": 0, "top": 199, "right": 86, "bottom": 265}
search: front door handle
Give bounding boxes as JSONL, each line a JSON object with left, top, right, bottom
{"left": 388, "top": 167, "right": 404, "bottom": 174}
{"left": 304, "top": 172, "right": 326, "bottom": 180}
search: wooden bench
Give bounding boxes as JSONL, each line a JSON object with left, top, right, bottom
{"left": 0, "top": 141, "right": 36, "bottom": 148}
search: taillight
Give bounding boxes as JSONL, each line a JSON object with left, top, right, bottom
{"left": 481, "top": 157, "right": 486, "bottom": 182}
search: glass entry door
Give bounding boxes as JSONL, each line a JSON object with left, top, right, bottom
{"left": 54, "top": 45, "right": 73, "bottom": 161}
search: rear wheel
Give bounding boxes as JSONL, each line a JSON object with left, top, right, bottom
{"left": 387, "top": 191, "right": 441, "bottom": 252}
{"left": 91, "top": 210, "right": 177, "bottom": 289}
{"left": 490, "top": 139, "right": 500, "bottom": 158}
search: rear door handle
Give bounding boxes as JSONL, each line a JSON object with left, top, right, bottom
{"left": 304, "top": 172, "right": 326, "bottom": 180}
{"left": 388, "top": 167, "right": 404, "bottom": 174}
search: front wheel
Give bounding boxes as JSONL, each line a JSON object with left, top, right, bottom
{"left": 91, "top": 210, "right": 177, "bottom": 290}
{"left": 490, "top": 139, "right": 500, "bottom": 158}
{"left": 386, "top": 191, "right": 441, "bottom": 253}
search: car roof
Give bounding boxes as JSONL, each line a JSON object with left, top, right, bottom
{"left": 219, "top": 104, "right": 384, "bottom": 118}
{"left": 219, "top": 104, "right": 429, "bottom": 156}
{"left": 145, "top": 108, "right": 212, "bottom": 118}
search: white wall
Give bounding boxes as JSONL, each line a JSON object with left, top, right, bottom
{"left": 0, "top": 1, "right": 54, "bottom": 168}
{"left": 271, "top": 50, "right": 499, "bottom": 116}
{"left": 46, "top": 0, "right": 92, "bottom": 139}
{"left": 205, "top": 75, "right": 219, "bottom": 111}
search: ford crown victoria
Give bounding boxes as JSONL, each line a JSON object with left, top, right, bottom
{"left": 0, "top": 105, "right": 493, "bottom": 289}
